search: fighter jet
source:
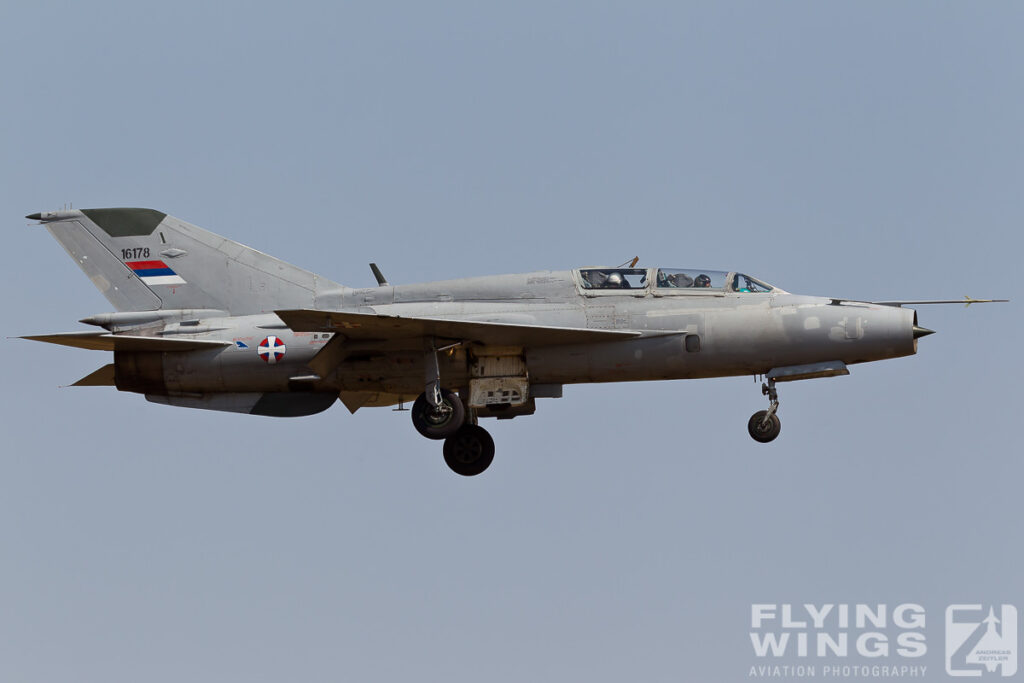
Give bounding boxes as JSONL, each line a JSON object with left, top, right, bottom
{"left": 21, "top": 208, "right": 1006, "bottom": 476}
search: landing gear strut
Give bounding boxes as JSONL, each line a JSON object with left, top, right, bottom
{"left": 748, "top": 378, "right": 782, "bottom": 443}
{"left": 411, "top": 341, "right": 466, "bottom": 439}
{"left": 413, "top": 340, "right": 496, "bottom": 474}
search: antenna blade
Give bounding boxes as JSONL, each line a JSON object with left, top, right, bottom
{"left": 369, "top": 263, "right": 389, "bottom": 287}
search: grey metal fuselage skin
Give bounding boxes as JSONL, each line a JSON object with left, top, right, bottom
{"left": 145, "top": 269, "right": 918, "bottom": 400}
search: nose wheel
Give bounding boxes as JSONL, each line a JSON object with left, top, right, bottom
{"left": 748, "top": 379, "right": 781, "bottom": 443}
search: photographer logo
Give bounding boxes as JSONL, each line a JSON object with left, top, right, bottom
{"left": 945, "top": 605, "right": 1017, "bottom": 677}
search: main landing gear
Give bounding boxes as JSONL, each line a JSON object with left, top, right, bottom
{"left": 748, "top": 378, "right": 782, "bottom": 443}
{"left": 411, "top": 389, "right": 496, "bottom": 476}
{"left": 413, "top": 342, "right": 496, "bottom": 475}
{"left": 443, "top": 423, "right": 495, "bottom": 477}
{"left": 411, "top": 388, "right": 465, "bottom": 439}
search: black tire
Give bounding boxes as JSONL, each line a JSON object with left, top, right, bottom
{"left": 411, "top": 390, "right": 466, "bottom": 440}
{"left": 747, "top": 410, "right": 781, "bottom": 443}
{"left": 443, "top": 424, "right": 495, "bottom": 477}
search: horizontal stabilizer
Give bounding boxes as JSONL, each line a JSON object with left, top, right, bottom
{"left": 21, "top": 332, "right": 231, "bottom": 352}
{"left": 275, "top": 309, "right": 640, "bottom": 346}
{"left": 71, "top": 364, "right": 116, "bottom": 386}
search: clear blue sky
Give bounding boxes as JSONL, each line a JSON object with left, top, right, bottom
{"left": 1, "top": 2, "right": 1020, "bottom": 681}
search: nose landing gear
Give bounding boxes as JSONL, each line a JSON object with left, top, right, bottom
{"left": 748, "top": 378, "right": 781, "bottom": 443}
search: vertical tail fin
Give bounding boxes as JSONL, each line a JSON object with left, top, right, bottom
{"left": 28, "top": 208, "right": 345, "bottom": 315}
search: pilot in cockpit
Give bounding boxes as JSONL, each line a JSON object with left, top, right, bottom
{"left": 671, "top": 272, "right": 694, "bottom": 287}
{"left": 605, "top": 272, "right": 628, "bottom": 288}
{"left": 657, "top": 271, "right": 693, "bottom": 288}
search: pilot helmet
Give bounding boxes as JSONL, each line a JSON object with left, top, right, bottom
{"left": 671, "top": 272, "right": 693, "bottom": 287}
{"left": 694, "top": 274, "right": 711, "bottom": 287}
{"left": 605, "top": 272, "right": 624, "bottom": 287}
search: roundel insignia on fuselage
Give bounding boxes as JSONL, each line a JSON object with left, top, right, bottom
{"left": 257, "top": 336, "right": 287, "bottom": 363}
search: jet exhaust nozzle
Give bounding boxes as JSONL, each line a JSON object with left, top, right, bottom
{"left": 913, "top": 326, "right": 935, "bottom": 339}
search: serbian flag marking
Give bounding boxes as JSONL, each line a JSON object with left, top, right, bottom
{"left": 126, "top": 260, "right": 186, "bottom": 286}
{"left": 258, "top": 336, "right": 287, "bottom": 363}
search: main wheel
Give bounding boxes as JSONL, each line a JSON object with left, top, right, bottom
{"left": 748, "top": 410, "right": 781, "bottom": 443}
{"left": 443, "top": 424, "right": 495, "bottom": 477}
{"left": 411, "top": 390, "right": 466, "bottom": 440}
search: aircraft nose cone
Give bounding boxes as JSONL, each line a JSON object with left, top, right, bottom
{"left": 913, "top": 325, "right": 935, "bottom": 339}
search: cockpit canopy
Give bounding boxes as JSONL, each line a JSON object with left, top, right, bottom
{"left": 577, "top": 268, "right": 777, "bottom": 293}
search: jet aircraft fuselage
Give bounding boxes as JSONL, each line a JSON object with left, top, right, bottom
{"left": 121, "top": 275, "right": 917, "bottom": 399}
{"left": 25, "top": 208, "right": 989, "bottom": 476}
